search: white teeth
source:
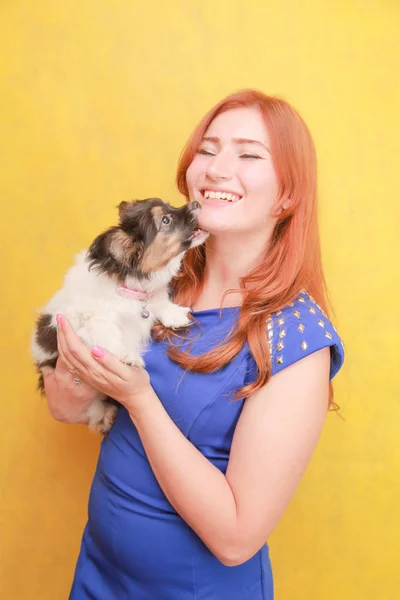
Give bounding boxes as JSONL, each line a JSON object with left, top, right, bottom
{"left": 203, "top": 190, "right": 240, "bottom": 202}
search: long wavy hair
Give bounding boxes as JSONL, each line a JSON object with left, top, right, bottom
{"left": 154, "top": 89, "right": 335, "bottom": 407}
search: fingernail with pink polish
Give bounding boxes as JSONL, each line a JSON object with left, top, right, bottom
{"left": 56, "top": 314, "right": 65, "bottom": 327}
{"left": 92, "top": 346, "right": 104, "bottom": 359}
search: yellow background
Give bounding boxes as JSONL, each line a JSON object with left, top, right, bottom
{"left": 1, "top": 1, "right": 399, "bottom": 598}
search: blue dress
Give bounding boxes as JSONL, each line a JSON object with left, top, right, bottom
{"left": 70, "top": 292, "right": 344, "bottom": 599}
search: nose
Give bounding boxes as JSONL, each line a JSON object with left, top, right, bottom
{"left": 205, "top": 151, "right": 233, "bottom": 180}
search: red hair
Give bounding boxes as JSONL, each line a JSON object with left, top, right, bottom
{"left": 154, "top": 89, "right": 336, "bottom": 407}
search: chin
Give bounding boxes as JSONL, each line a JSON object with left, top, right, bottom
{"left": 197, "top": 216, "right": 235, "bottom": 236}
{"left": 32, "top": 197, "right": 208, "bottom": 436}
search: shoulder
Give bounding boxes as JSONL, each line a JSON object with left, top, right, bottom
{"left": 268, "top": 291, "right": 345, "bottom": 381}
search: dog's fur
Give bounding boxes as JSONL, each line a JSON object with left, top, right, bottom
{"left": 32, "top": 198, "right": 208, "bottom": 434}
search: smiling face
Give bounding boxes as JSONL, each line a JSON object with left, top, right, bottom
{"left": 185, "top": 107, "right": 281, "bottom": 236}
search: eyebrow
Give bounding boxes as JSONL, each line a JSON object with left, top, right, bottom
{"left": 202, "top": 136, "right": 271, "bottom": 153}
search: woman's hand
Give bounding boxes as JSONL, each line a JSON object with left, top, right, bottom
{"left": 55, "top": 314, "right": 153, "bottom": 417}
{"left": 43, "top": 354, "right": 100, "bottom": 423}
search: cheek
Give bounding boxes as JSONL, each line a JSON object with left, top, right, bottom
{"left": 185, "top": 163, "right": 196, "bottom": 192}
{"left": 185, "top": 158, "right": 203, "bottom": 193}
{"left": 242, "top": 164, "right": 279, "bottom": 200}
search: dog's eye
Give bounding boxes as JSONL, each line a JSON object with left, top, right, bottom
{"left": 161, "top": 216, "right": 171, "bottom": 225}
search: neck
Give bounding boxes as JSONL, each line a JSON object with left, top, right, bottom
{"left": 199, "top": 230, "right": 272, "bottom": 307}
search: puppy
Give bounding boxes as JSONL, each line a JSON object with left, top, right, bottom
{"left": 32, "top": 198, "right": 208, "bottom": 434}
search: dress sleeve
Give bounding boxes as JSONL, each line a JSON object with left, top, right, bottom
{"left": 270, "top": 293, "right": 345, "bottom": 381}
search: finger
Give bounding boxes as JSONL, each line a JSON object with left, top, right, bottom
{"left": 56, "top": 315, "right": 123, "bottom": 386}
{"left": 57, "top": 338, "right": 76, "bottom": 372}
{"left": 42, "top": 357, "right": 85, "bottom": 397}
{"left": 57, "top": 315, "right": 90, "bottom": 360}
{"left": 57, "top": 314, "right": 132, "bottom": 381}
{"left": 91, "top": 346, "right": 133, "bottom": 381}
{"left": 56, "top": 355, "right": 75, "bottom": 374}
{"left": 57, "top": 327, "right": 81, "bottom": 373}
{"left": 55, "top": 354, "right": 82, "bottom": 382}
{"left": 56, "top": 343, "right": 99, "bottom": 389}
{"left": 57, "top": 315, "right": 101, "bottom": 377}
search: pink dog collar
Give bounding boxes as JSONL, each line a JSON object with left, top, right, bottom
{"left": 116, "top": 286, "right": 155, "bottom": 302}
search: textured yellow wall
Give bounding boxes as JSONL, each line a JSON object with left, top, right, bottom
{"left": 1, "top": 1, "right": 399, "bottom": 598}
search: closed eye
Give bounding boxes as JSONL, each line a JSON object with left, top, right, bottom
{"left": 197, "top": 149, "right": 215, "bottom": 156}
{"left": 198, "top": 149, "right": 262, "bottom": 160}
{"left": 240, "top": 154, "right": 262, "bottom": 159}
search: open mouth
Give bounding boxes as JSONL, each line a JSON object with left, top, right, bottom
{"left": 200, "top": 189, "right": 242, "bottom": 203}
{"left": 189, "top": 226, "right": 208, "bottom": 240}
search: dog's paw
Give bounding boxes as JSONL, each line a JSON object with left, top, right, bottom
{"left": 123, "top": 354, "right": 145, "bottom": 368}
{"left": 160, "top": 305, "right": 192, "bottom": 329}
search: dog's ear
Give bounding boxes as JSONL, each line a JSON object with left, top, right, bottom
{"left": 117, "top": 201, "right": 131, "bottom": 220}
{"left": 109, "top": 229, "right": 144, "bottom": 263}
{"left": 117, "top": 200, "right": 147, "bottom": 223}
{"left": 87, "top": 227, "right": 144, "bottom": 277}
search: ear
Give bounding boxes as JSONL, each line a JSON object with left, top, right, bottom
{"left": 109, "top": 229, "right": 144, "bottom": 263}
{"left": 118, "top": 200, "right": 138, "bottom": 221}
{"left": 281, "top": 198, "right": 291, "bottom": 211}
{"left": 87, "top": 227, "right": 144, "bottom": 274}
{"left": 117, "top": 201, "right": 129, "bottom": 219}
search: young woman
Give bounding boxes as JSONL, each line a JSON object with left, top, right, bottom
{"left": 46, "top": 89, "right": 344, "bottom": 599}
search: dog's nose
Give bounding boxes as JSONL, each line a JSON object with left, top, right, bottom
{"left": 188, "top": 201, "right": 201, "bottom": 211}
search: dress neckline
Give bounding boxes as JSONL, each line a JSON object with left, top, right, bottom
{"left": 190, "top": 306, "right": 240, "bottom": 316}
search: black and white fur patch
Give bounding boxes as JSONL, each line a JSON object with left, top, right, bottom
{"left": 32, "top": 198, "right": 208, "bottom": 434}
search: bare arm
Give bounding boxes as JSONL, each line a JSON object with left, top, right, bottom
{"left": 131, "top": 348, "right": 330, "bottom": 565}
